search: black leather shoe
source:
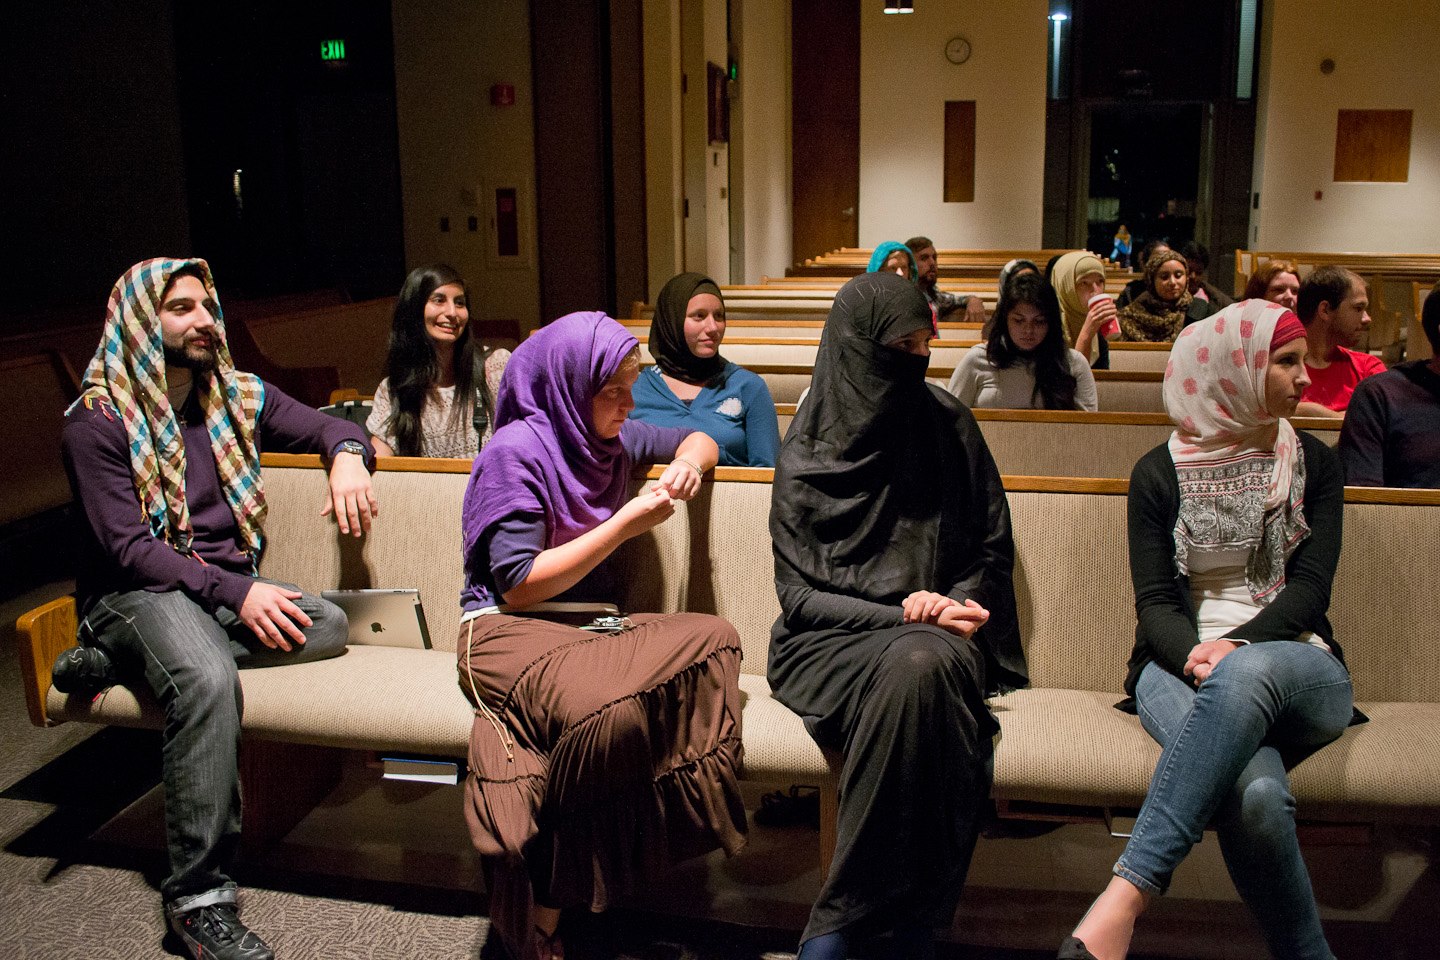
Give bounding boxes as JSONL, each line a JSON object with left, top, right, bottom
{"left": 754, "top": 784, "right": 821, "bottom": 829}
{"left": 170, "top": 904, "right": 274, "bottom": 960}
{"left": 1058, "top": 935, "right": 1100, "bottom": 960}
{"left": 50, "top": 646, "right": 117, "bottom": 694}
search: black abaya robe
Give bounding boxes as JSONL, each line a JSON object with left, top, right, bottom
{"left": 767, "top": 272, "right": 1028, "bottom": 943}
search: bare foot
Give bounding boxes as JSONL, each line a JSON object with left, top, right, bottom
{"left": 1071, "top": 876, "right": 1149, "bottom": 960}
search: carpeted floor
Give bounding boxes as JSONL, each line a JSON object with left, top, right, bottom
{"left": 0, "top": 582, "right": 483, "bottom": 960}
{"left": 3, "top": 580, "right": 1437, "bottom": 959}
{"left": 0, "top": 582, "right": 802, "bottom": 960}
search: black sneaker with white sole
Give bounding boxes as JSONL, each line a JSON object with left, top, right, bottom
{"left": 50, "top": 646, "right": 118, "bottom": 694}
{"left": 170, "top": 904, "right": 274, "bottom": 960}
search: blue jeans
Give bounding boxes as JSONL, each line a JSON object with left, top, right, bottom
{"left": 1116, "top": 644, "right": 1353, "bottom": 960}
{"left": 79, "top": 581, "right": 347, "bottom": 911}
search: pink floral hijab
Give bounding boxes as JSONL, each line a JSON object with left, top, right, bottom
{"left": 1163, "top": 299, "right": 1309, "bottom": 603}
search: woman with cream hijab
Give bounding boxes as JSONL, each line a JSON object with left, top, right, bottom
{"left": 1051, "top": 251, "right": 1118, "bottom": 366}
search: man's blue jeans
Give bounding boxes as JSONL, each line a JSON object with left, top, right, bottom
{"left": 1116, "top": 643, "right": 1353, "bottom": 960}
{"left": 79, "top": 582, "right": 347, "bottom": 913}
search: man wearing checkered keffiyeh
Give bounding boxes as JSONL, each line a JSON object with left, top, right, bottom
{"left": 55, "top": 258, "right": 379, "bottom": 960}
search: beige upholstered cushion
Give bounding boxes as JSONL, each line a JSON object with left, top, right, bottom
{"left": 757, "top": 372, "right": 814, "bottom": 405}
{"left": 56, "top": 462, "right": 1432, "bottom": 822}
{"left": 1330, "top": 502, "right": 1440, "bottom": 704}
{"left": 613, "top": 477, "right": 781, "bottom": 674}
{"left": 46, "top": 647, "right": 833, "bottom": 784}
{"left": 49, "top": 646, "right": 475, "bottom": 755}
{"left": 737, "top": 674, "right": 833, "bottom": 783}
{"left": 1287, "top": 702, "right": 1440, "bottom": 821}
{"left": 260, "top": 467, "right": 471, "bottom": 652}
{"left": 1105, "top": 348, "right": 1171, "bottom": 373}
{"left": 991, "top": 691, "right": 1440, "bottom": 823}
{"left": 1007, "top": 490, "right": 1135, "bottom": 693}
{"left": 991, "top": 688, "right": 1158, "bottom": 807}
{"left": 1094, "top": 379, "right": 1166, "bottom": 413}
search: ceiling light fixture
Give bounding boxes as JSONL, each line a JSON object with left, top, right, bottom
{"left": 884, "top": 0, "right": 914, "bottom": 13}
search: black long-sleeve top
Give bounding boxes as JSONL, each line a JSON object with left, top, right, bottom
{"left": 1123, "top": 430, "right": 1347, "bottom": 697}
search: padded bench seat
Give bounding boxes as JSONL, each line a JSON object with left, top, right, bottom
{"left": 48, "top": 648, "right": 1440, "bottom": 826}
{"left": 19, "top": 458, "right": 1440, "bottom": 873}
{"left": 46, "top": 646, "right": 836, "bottom": 787}
{"left": 990, "top": 689, "right": 1440, "bottom": 823}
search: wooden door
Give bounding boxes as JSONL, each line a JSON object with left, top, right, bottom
{"left": 790, "top": 0, "right": 859, "bottom": 269}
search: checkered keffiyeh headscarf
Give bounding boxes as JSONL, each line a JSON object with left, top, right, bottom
{"left": 72, "top": 258, "right": 267, "bottom": 567}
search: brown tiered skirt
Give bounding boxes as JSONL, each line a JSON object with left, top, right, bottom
{"left": 457, "top": 612, "right": 747, "bottom": 958}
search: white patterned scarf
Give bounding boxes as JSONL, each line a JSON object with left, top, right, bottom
{"left": 1164, "top": 299, "right": 1308, "bottom": 604}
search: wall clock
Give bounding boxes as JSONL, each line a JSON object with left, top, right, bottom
{"left": 945, "top": 36, "right": 972, "bottom": 65}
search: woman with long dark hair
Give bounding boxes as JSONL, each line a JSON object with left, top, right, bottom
{"left": 367, "top": 264, "right": 510, "bottom": 458}
{"left": 948, "top": 272, "right": 1098, "bottom": 411}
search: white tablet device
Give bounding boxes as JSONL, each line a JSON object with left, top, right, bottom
{"left": 322, "top": 589, "right": 432, "bottom": 649}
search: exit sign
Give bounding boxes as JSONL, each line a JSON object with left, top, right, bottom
{"left": 320, "top": 39, "right": 346, "bottom": 61}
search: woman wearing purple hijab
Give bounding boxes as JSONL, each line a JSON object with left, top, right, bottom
{"left": 458, "top": 312, "right": 747, "bottom": 960}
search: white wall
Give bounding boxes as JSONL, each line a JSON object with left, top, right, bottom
{"left": 858, "top": 0, "right": 1048, "bottom": 249}
{"left": 391, "top": 1, "right": 541, "bottom": 332}
{"left": 737, "top": 0, "right": 792, "bottom": 283}
{"left": 678, "top": 0, "right": 732, "bottom": 283}
{"left": 648, "top": 0, "right": 734, "bottom": 293}
{"left": 1251, "top": 0, "right": 1440, "bottom": 252}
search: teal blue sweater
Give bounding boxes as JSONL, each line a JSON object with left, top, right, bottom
{"left": 630, "top": 363, "right": 781, "bottom": 467}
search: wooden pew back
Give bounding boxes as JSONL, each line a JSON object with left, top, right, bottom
{"left": 773, "top": 407, "right": 1342, "bottom": 478}
{"left": 0, "top": 351, "right": 80, "bottom": 524}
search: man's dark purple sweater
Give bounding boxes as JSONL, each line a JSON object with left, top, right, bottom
{"left": 62, "top": 380, "right": 369, "bottom": 619}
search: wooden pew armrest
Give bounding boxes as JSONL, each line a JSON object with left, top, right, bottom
{"left": 16, "top": 595, "right": 77, "bottom": 727}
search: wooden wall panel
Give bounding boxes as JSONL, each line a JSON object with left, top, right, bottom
{"left": 1334, "top": 109, "right": 1412, "bottom": 183}
{"left": 944, "top": 100, "right": 977, "bottom": 203}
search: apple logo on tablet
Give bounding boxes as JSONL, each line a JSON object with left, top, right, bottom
{"left": 370, "top": 622, "right": 385, "bottom": 633}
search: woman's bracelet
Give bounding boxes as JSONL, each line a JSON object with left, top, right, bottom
{"left": 675, "top": 457, "right": 704, "bottom": 476}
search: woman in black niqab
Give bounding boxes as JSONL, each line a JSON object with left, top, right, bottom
{"left": 769, "top": 272, "right": 1028, "bottom": 960}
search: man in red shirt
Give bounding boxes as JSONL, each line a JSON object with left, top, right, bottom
{"left": 1294, "top": 265, "right": 1386, "bottom": 417}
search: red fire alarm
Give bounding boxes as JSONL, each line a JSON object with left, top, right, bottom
{"left": 490, "top": 83, "right": 515, "bottom": 107}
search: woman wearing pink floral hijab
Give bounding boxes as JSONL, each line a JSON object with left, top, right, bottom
{"left": 1061, "top": 300, "right": 1359, "bottom": 960}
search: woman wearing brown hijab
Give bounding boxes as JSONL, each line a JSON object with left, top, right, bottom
{"left": 1117, "top": 248, "right": 1218, "bottom": 343}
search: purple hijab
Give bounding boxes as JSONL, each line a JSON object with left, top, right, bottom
{"left": 462, "top": 312, "right": 640, "bottom": 572}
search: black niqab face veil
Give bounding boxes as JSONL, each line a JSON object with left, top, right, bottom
{"left": 649, "top": 272, "right": 726, "bottom": 385}
{"left": 772, "top": 272, "right": 944, "bottom": 600}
